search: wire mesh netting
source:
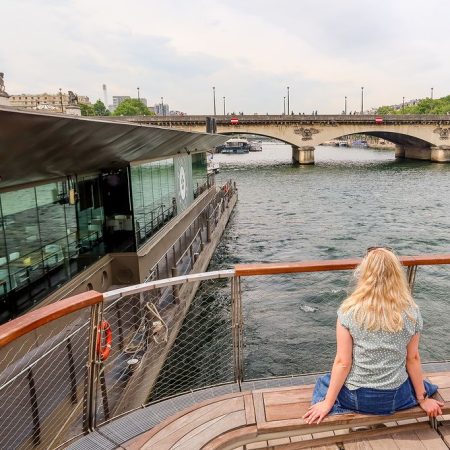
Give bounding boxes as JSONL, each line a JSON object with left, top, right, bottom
{"left": 94, "top": 275, "right": 235, "bottom": 425}
{"left": 412, "top": 263, "right": 450, "bottom": 363}
{"left": 240, "top": 265, "right": 450, "bottom": 381}
{"left": 240, "top": 271, "right": 354, "bottom": 380}
{"left": 0, "top": 308, "right": 92, "bottom": 450}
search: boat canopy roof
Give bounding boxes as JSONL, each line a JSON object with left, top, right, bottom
{"left": 0, "top": 107, "right": 228, "bottom": 190}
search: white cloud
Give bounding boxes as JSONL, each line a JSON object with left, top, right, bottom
{"left": 1, "top": 0, "right": 450, "bottom": 113}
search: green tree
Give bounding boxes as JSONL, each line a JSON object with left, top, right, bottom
{"left": 79, "top": 103, "right": 95, "bottom": 116}
{"left": 113, "top": 98, "right": 155, "bottom": 116}
{"left": 93, "top": 99, "right": 110, "bottom": 116}
{"left": 376, "top": 105, "right": 397, "bottom": 115}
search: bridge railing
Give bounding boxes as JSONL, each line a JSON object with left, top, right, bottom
{"left": 1, "top": 253, "right": 450, "bottom": 448}
{"left": 116, "top": 114, "right": 450, "bottom": 124}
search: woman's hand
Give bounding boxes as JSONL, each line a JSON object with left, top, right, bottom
{"left": 302, "top": 400, "right": 333, "bottom": 424}
{"left": 419, "top": 398, "right": 444, "bottom": 417}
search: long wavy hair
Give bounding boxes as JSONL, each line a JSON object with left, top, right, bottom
{"left": 339, "top": 248, "right": 417, "bottom": 332}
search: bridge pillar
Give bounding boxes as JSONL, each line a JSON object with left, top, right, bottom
{"left": 431, "top": 146, "right": 450, "bottom": 163}
{"left": 395, "top": 145, "right": 405, "bottom": 159}
{"left": 403, "top": 146, "right": 431, "bottom": 161}
{"left": 292, "top": 146, "right": 314, "bottom": 165}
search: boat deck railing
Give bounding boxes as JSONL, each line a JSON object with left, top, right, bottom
{"left": 1, "top": 253, "right": 450, "bottom": 449}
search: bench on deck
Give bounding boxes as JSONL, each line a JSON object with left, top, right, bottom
{"left": 123, "top": 372, "right": 450, "bottom": 450}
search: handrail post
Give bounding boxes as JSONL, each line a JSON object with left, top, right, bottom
{"left": 231, "top": 276, "right": 243, "bottom": 385}
{"left": 407, "top": 265, "right": 418, "bottom": 292}
{"left": 83, "top": 302, "right": 102, "bottom": 432}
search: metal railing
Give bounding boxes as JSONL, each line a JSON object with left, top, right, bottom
{"left": 0, "top": 253, "right": 449, "bottom": 449}
{"left": 145, "top": 179, "right": 236, "bottom": 282}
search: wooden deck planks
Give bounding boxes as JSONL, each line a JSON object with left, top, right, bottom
{"left": 344, "top": 428, "right": 447, "bottom": 450}
{"left": 172, "top": 410, "right": 247, "bottom": 449}
{"left": 141, "top": 396, "right": 245, "bottom": 449}
{"left": 125, "top": 371, "right": 450, "bottom": 449}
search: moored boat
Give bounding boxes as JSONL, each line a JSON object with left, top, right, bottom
{"left": 221, "top": 137, "right": 251, "bottom": 154}
{"left": 249, "top": 140, "right": 263, "bottom": 151}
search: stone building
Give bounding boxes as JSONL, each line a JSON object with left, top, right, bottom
{"left": 8, "top": 92, "right": 90, "bottom": 112}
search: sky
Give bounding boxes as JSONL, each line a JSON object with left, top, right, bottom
{"left": 1, "top": 0, "right": 449, "bottom": 114}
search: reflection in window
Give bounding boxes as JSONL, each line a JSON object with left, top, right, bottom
{"left": 131, "top": 158, "right": 176, "bottom": 247}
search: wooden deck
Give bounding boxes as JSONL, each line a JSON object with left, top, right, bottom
{"left": 123, "top": 372, "right": 450, "bottom": 450}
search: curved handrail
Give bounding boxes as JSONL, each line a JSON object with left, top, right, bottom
{"left": 234, "top": 254, "right": 450, "bottom": 276}
{"left": 0, "top": 290, "right": 103, "bottom": 347}
{"left": 2, "top": 253, "right": 450, "bottom": 346}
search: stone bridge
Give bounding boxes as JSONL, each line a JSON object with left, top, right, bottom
{"left": 114, "top": 115, "right": 450, "bottom": 164}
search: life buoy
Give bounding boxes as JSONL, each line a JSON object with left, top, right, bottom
{"left": 96, "top": 320, "right": 112, "bottom": 361}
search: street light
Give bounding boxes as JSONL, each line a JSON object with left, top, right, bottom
{"left": 212, "top": 86, "right": 216, "bottom": 115}
{"left": 344, "top": 96, "right": 347, "bottom": 115}
{"left": 287, "top": 86, "right": 290, "bottom": 114}
{"left": 283, "top": 96, "right": 286, "bottom": 115}
{"left": 402, "top": 96, "right": 405, "bottom": 113}
{"left": 431, "top": 87, "right": 434, "bottom": 100}
{"left": 161, "top": 96, "right": 164, "bottom": 116}
{"left": 360, "top": 87, "right": 364, "bottom": 114}
{"left": 59, "top": 88, "right": 63, "bottom": 112}
{"left": 223, "top": 96, "right": 226, "bottom": 115}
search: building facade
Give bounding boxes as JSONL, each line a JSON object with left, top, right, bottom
{"left": 8, "top": 92, "right": 90, "bottom": 111}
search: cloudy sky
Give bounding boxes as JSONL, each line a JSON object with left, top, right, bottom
{"left": 2, "top": 0, "right": 449, "bottom": 114}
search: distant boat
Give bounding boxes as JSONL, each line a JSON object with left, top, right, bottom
{"left": 221, "top": 138, "right": 251, "bottom": 154}
{"left": 249, "top": 140, "right": 263, "bottom": 152}
{"left": 351, "top": 139, "right": 368, "bottom": 148}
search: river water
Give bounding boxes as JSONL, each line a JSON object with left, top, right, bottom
{"left": 211, "top": 144, "right": 450, "bottom": 379}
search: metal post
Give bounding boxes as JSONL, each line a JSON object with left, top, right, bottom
{"left": 223, "top": 96, "right": 226, "bottom": 115}
{"left": 283, "top": 96, "right": 286, "bottom": 115}
{"left": 406, "top": 265, "right": 418, "bottom": 292}
{"left": 361, "top": 86, "right": 364, "bottom": 114}
{"left": 287, "top": 86, "right": 290, "bottom": 115}
{"left": 213, "top": 86, "right": 216, "bottom": 115}
{"left": 206, "top": 208, "right": 211, "bottom": 243}
{"left": 344, "top": 96, "right": 347, "bottom": 114}
{"left": 83, "top": 302, "right": 101, "bottom": 432}
{"left": 59, "top": 88, "right": 63, "bottom": 113}
{"left": 171, "top": 267, "right": 179, "bottom": 300}
{"left": 231, "top": 276, "right": 243, "bottom": 384}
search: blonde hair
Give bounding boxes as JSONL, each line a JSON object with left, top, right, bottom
{"left": 339, "top": 248, "right": 417, "bottom": 332}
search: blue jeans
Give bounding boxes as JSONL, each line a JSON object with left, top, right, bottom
{"left": 311, "top": 373, "right": 438, "bottom": 415}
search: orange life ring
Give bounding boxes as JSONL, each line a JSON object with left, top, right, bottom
{"left": 96, "top": 320, "right": 112, "bottom": 361}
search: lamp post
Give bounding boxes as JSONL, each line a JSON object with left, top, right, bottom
{"left": 402, "top": 96, "right": 405, "bottom": 113}
{"left": 223, "top": 96, "right": 226, "bottom": 115}
{"left": 161, "top": 96, "right": 164, "bottom": 116}
{"left": 344, "top": 96, "right": 347, "bottom": 115}
{"left": 283, "top": 96, "right": 286, "bottom": 115}
{"left": 59, "top": 88, "right": 63, "bottom": 112}
{"left": 360, "top": 86, "right": 364, "bottom": 114}
{"left": 431, "top": 87, "right": 434, "bottom": 100}
{"left": 137, "top": 87, "right": 140, "bottom": 101}
{"left": 212, "top": 86, "right": 216, "bottom": 115}
{"left": 287, "top": 86, "right": 290, "bottom": 114}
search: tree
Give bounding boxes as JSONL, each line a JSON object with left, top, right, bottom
{"left": 93, "top": 100, "right": 110, "bottom": 116}
{"left": 79, "top": 103, "right": 95, "bottom": 116}
{"left": 112, "top": 98, "right": 155, "bottom": 116}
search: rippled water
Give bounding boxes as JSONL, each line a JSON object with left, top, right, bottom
{"left": 211, "top": 144, "right": 450, "bottom": 378}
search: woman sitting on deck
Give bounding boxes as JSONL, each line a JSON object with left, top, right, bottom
{"left": 303, "top": 247, "right": 444, "bottom": 424}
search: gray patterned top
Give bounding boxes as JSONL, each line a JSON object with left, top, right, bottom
{"left": 338, "top": 307, "right": 423, "bottom": 390}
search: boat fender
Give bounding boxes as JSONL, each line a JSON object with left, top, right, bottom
{"left": 96, "top": 320, "right": 112, "bottom": 361}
